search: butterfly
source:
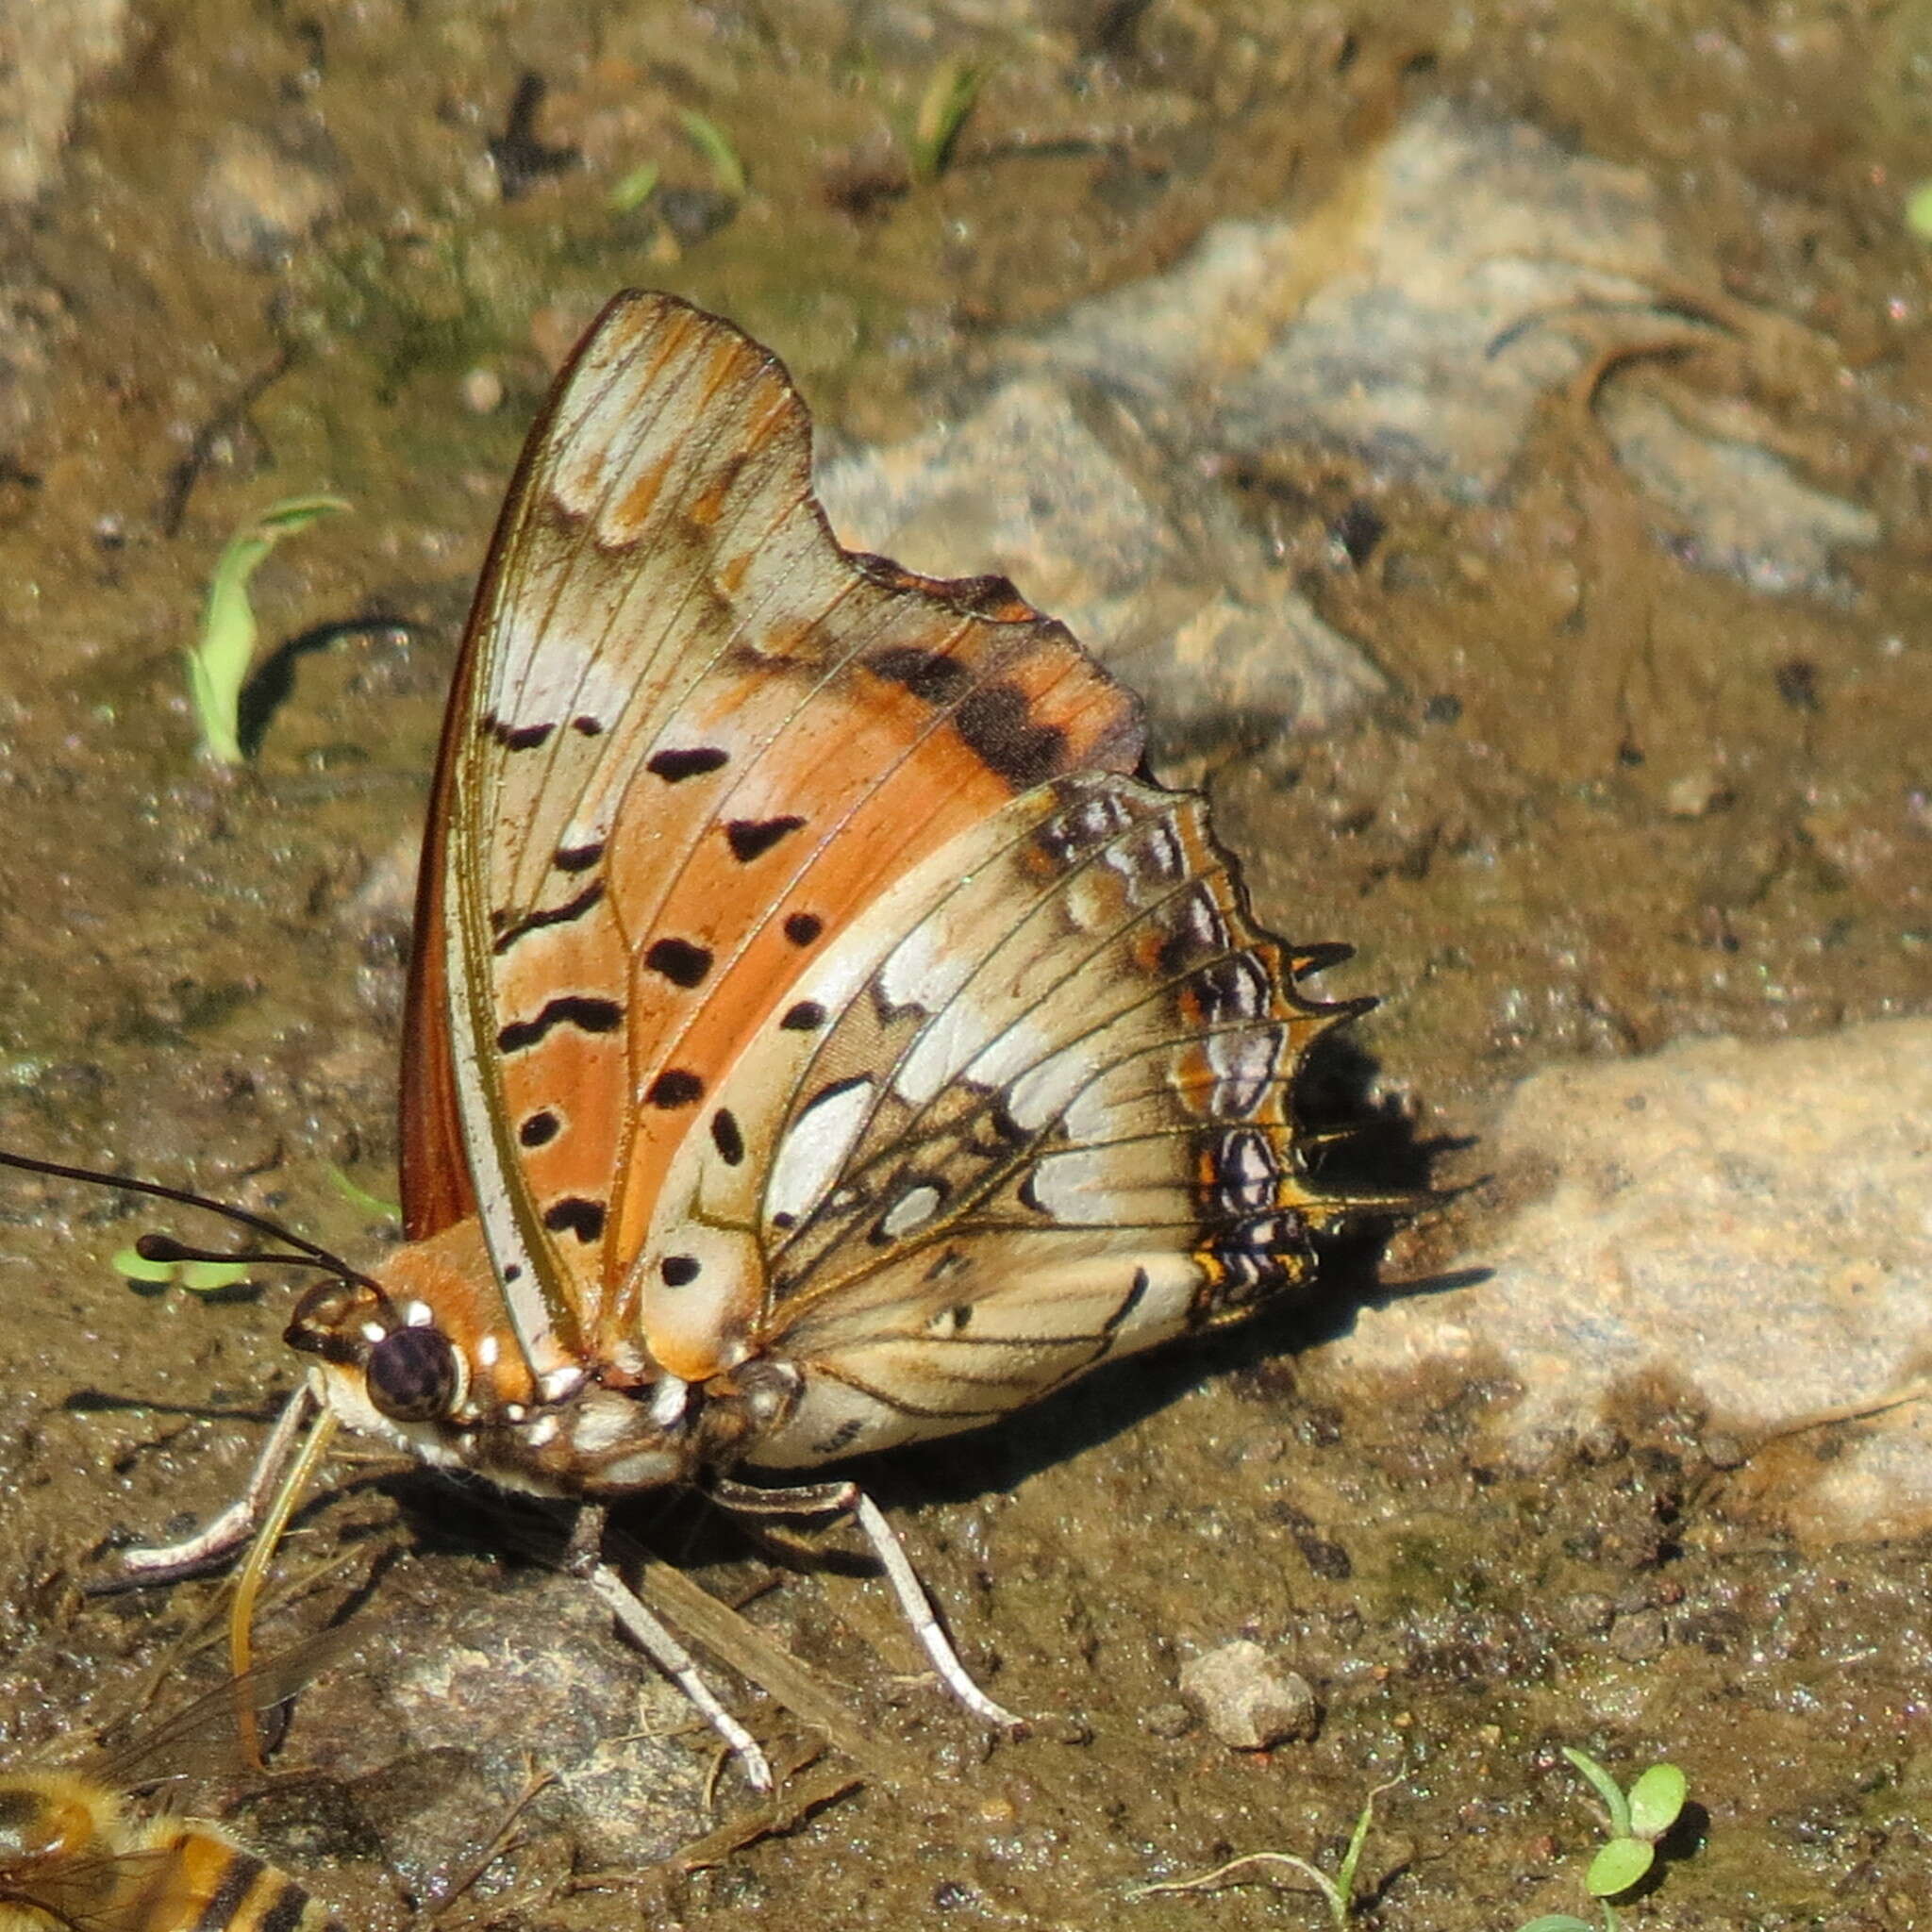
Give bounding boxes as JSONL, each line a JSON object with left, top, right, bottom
{"left": 72, "top": 291, "right": 1372, "bottom": 1790}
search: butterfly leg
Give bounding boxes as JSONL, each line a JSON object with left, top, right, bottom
{"left": 583, "top": 1561, "right": 774, "bottom": 1794}
{"left": 108, "top": 1383, "right": 321, "bottom": 1587}
{"left": 711, "top": 1477, "right": 1025, "bottom": 1735}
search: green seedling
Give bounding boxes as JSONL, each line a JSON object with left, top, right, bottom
{"left": 608, "top": 161, "right": 660, "bottom": 214}
{"left": 676, "top": 110, "right": 745, "bottom": 199}
{"left": 188, "top": 494, "right": 350, "bottom": 764}
{"left": 1907, "top": 179, "right": 1932, "bottom": 242}
{"left": 1519, "top": 1749, "right": 1690, "bottom": 1932}
{"left": 908, "top": 58, "right": 982, "bottom": 183}
{"left": 1130, "top": 1776, "right": 1401, "bottom": 1928}
{"left": 325, "top": 1162, "right": 400, "bottom": 1222}
{"left": 112, "top": 1246, "right": 252, "bottom": 1297}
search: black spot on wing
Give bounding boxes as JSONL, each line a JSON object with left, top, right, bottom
{"left": 660, "top": 1254, "right": 701, "bottom": 1286}
{"left": 497, "top": 995, "right": 623, "bottom": 1053}
{"left": 811, "top": 1414, "right": 866, "bottom": 1457}
{"left": 867, "top": 645, "right": 972, "bottom": 704}
{"left": 554, "top": 840, "right": 605, "bottom": 873}
{"left": 519, "top": 1109, "right": 560, "bottom": 1148}
{"left": 783, "top": 911, "right": 823, "bottom": 946}
{"left": 542, "top": 1197, "right": 607, "bottom": 1242}
{"left": 485, "top": 715, "right": 556, "bottom": 752}
{"left": 646, "top": 1069, "right": 705, "bottom": 1108}
{"left": 492, "top": 880, "right": 605, "bottom": 954}
{"left": 710, "top": 1108, "right": 744, "bottom": 1166}
{"left": 573, "top": 715, "right": 604, "bottom": 737}
{"left": 648, "top": 745, "right": 729, "bottom": 782}
{"left": 955, "top": 682, "right": 1069, "bottom": 790}
{"left": 780, "top": 1000, "right": 826, "bottom": 1031}
{"left": 644, "top": 937, "right": 713, "bottom": 988}
{"left": 1106, "top": 1267, "right": 1150, "bottom": 1335}
{"left": 725, "top": 815, "right": 806, "bottom": 862}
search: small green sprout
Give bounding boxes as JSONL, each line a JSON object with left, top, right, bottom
{"left": 1519, "top": 1749, "right": 1690, "bottom": 1932}
{"left": 325, "top": 1162, "right": 400, "bottom": 1222}
{"left": 1907, "top": 179, "right": 1932, "bottom": 242}
{"left": 608, "top": 161, "right": 660, "bottom": 214}
{"left": 188, "top": 494, "right": 350, "bottom": 764}
{"left": 676, "top": 109, "right": 745, "bottom": 199}
{"left": 112, "top": 1246, "right": 252, "bottom": 1297}
{"left": 1130, "top": 1777, "right": 1401, "bottom": 1927}
{"left": 908, "top": 58, "right": 982, "bottom": 183}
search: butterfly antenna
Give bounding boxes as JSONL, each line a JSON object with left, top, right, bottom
{"left": 0, "top": 1146, "right": 385, "bottom": 1294}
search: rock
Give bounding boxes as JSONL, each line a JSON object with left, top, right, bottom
{"left": 1141, "top": 1699, "right": 1195, "bottom": 1740}
{"left": 1177, "top": 1640, "right": 1320, "bottom": 1749}
{"left": 1596, "top": 383, "right": 1878, "bottom": 594}
{"left": 1046, "top": 99, "right": 1674, "bottom": 496}
{"left": 0, "top": 0, "right": 129, "bottom": 204}
{"left": 1609, "top": 1609, "right": 1668, "bottom": 1662}
{"left": 1041, "top": 98, "right": 1873, "bottom": 595}
{"left": 193, "top": 126, "right": 341, "bottom": 265}
{"left": 1334, "top": 1017, "right": 1932, "bottom": 1541}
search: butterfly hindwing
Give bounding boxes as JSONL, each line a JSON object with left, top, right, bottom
{"left": 636, "top": 770, "right": 1354, "bottom": 1464}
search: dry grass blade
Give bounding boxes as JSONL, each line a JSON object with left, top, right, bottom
{"left": 619, "top": 1538, "right": 918, "bottom": 1783}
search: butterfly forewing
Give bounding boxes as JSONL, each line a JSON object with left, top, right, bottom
{"left": 408, "top": 292, "right": 1146, "bottom": 1380}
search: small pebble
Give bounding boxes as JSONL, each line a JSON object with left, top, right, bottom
{"left": 1609, "top": 1609, "right": 1667, "bottom": 1661}
{"left": 1664, "top": 771, "right": 1722, "bottom": 818}
{"left": 1556, "top": 1591, "right": 1617, "bottom": 1638}
{"left": 1141, "top": 1700, "right": 1194, "bottom": 1740}
{"left": 461, "top": 367, "right": 504, "bottom": 413}
{"left": 1178, "top": 1640, "right": 1321, "bottom": 1750}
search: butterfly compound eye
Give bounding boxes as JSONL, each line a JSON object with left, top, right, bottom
{"left": 365, "top": 1325, "right": 458, "bottom": 1423}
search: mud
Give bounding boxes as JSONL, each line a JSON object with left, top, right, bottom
{"left": 0, "top": 3, "right": 1927, "bottom": 1927}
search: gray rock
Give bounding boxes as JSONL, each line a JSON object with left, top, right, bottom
{"left": 193, "top": 126, "right": 341, "bottom": 266}
{"left": 1046, "top": 100, "right": 1671, "bottom": 496}
{"left": 0, "top": 0, "right": 129, "bottom": 204}
{"left": 1042, "top": 98, "right": 1874, "bottom": 594}
{"left": 1334, "top": 1018, "right": 1932, "bottom": 1541}
{"left": 1596, "top": 382, "right": 1878, "bottom": 595}
{"left": 1177, "top": 1640, "right": 1320, "bottom": 1749}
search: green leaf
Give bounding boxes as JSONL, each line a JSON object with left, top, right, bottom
{"left": 1907, "top": 179, "right": 1932, "bottom": 241}
{"left": 1516, "top": 1918, "right": 1597, "bottom": 1932}
{"left": 1626, "top": 1762, "right": 1687, "bottom": 1840}
{"left": 180, "top": 1259, "right": 252, "bottom": 1293}
{"left": 1333, "top": 1774, "right": 1402, "bottom": 1907}
{"left": 608, "top": 161, "right": 660, "bottom": 213}
{"left": 1561, "top": 1746, "right": 1632, "bottom": 1838}
{"left": 189, "top": 493, "right": 350, "bottom": 764}
{"left": 112, "top": 1245, "right": 176, "bottom": 1286}
{"left": 325, "top": 1162, "right": 401, "bottom": 1221}
{"left": 909, "top": 58, "right": 982, "bottom": 183}
{"left": 1585, "top": 1837, "right": 1654, "bottom": 1898}
{"left": 677, "top": 110, "right": 744, "bottom": 199}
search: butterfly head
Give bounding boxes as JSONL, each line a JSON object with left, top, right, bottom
{"left": 282, "top": 1220, "right": 798, "bottom": 1497}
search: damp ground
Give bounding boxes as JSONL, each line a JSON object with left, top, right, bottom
{"left": 0, "top": 4, "right": 1928, "bottom": 1928}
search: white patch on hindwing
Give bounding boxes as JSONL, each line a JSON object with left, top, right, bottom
{"left": 767, "top": 1075, "right": 876, "bottom": 1226}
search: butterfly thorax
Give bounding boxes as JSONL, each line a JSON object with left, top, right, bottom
{"left": 283, "top": 1221, "right": 797, "bottom": 1498}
